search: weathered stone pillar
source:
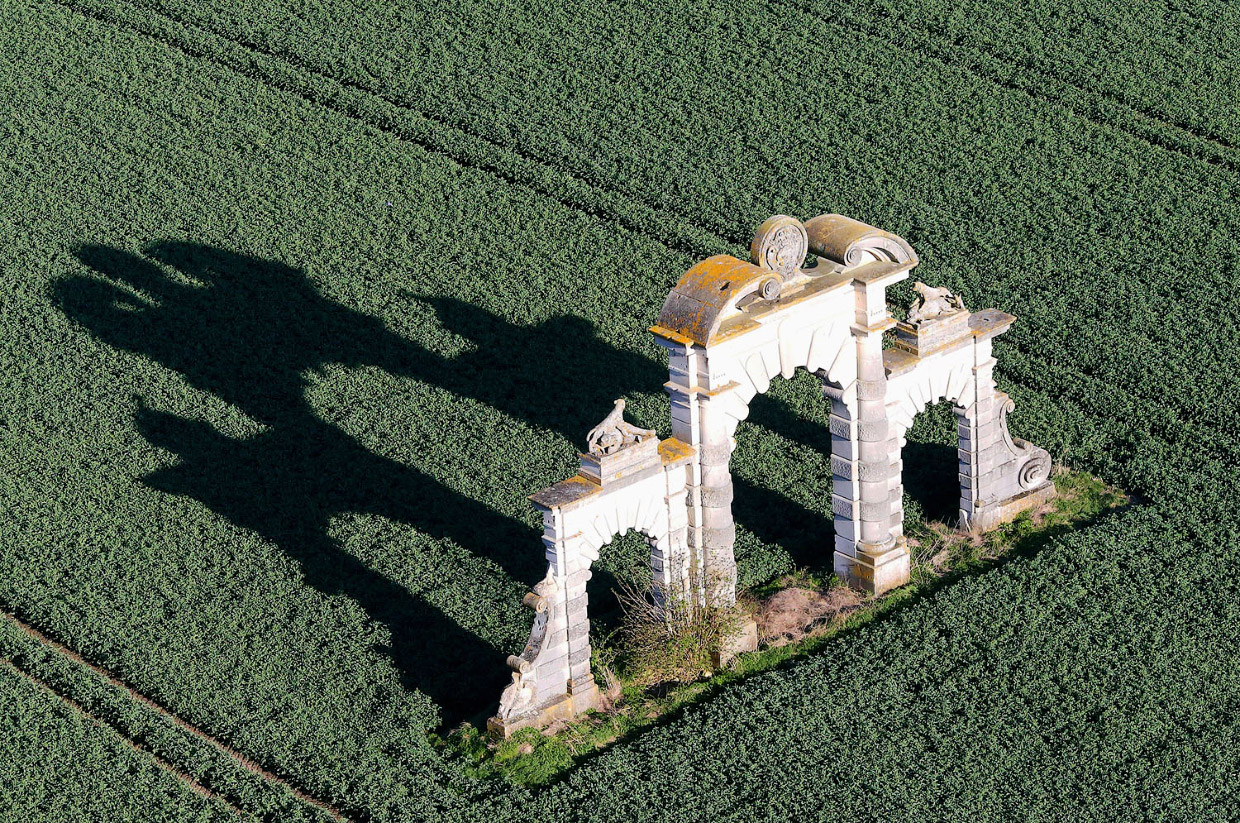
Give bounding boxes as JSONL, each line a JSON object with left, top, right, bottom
{"left": 832, "top": 266, "right": 912, "bottom": 595}
{"left": 851, "top": 330, "right": 909, "bottom": 594}
{"left": 694, "top": 387, "right": 738, "bottom": 607}
{"left": 488, "top": 502, "right": 601, "bottom": 738}
{"left": 825, "top": 380, "right": 861, "bottom": 571}
{"left": 957, "top": 334, "right": 997, "bottom": 527}
{"left": 660, "top": 336, "right": 708, "bottom": 606}
{"left": 652, "top": 452, "right": 694, "bottom": 606}
{"left": 956, "top": 312, "right": 1054, "bottom": 530}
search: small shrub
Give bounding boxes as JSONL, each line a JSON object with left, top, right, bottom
{"left": 612, "top": 575, "right": 742, "bottom": 688}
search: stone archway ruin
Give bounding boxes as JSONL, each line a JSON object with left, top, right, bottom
{"left": 490, "top": 214, "right": 1053, "bottom": 736}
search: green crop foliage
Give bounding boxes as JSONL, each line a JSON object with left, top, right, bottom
{"left": 0, "top": 662, "right": 236, "bottom": 822}
{"left": 2, "top": 0, "right": 1239, "bottom": 819}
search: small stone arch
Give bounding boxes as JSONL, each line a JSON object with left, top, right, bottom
{"left": 884, "top": 308, "right": 1053, "bottom": 537}
{"left": 489, "top": 435, "right": 693, "bottom": 736}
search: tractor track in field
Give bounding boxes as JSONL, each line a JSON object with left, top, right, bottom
{"left": 82, "top": 0, "right": 1240, "bottom": 203}
{"left": 47, "top": 0, "right": 742, "bottom": 262}
{"left": 770, "top": 0, "right": 1240, "bottom": 166}
{"left": 121, "top": 0, "right": 1240, "bottom": 174}
{"left": 48, "top": 0, "right": 1239, "bottom": 298}
{"left": 0, "top": 657, "right": 249, "bottom": 818}
{"left": 50, "top": 0, "right": 1240, "bottom": 445}
{"left": 37, "top": 0, "right": 1240, "bottom": 494}
{"left": 0, "top": 608, "right": 353, "bottom": 823}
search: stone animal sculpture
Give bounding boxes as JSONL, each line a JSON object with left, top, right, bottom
{"left": 586, "top": 398, "right": 656, "bottom": 455}
{"left": 907, "top": 281, "right": 966, "bottom": 324}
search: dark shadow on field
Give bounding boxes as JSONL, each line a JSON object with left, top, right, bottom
{"left": 51, "top": 241, "right": 658, "bottom": 726}
{"left": 732, "top": 477, "right": 835, "bottom": 568}
{"left": 900, "top": 441, "right": 962, "bottom": 524}
{"left": 51, "top": 240, "right": 871, "bottom": 724}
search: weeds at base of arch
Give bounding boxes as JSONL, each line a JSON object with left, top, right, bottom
{"left": 435, "top": 466, "right": 1127, "bottom": 787}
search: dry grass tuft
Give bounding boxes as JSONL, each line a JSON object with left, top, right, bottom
{"left": 757, "top": 586, "right": 863, "bottom": 647}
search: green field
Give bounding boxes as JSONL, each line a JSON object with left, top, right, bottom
{"left": 2, "top": 0, "right": 1239, "bottom": 819}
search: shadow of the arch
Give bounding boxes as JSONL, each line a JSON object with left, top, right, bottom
{"left": 732, "top": 477, "right": 835, "bottom": 569}
{"left": 901, "top": 440, "right": 962, "bottom": 524}
{"left": 50, "top": 239, "right": 871, "bottom": 724}
{"left": 584, "top": 530, "right": 656, "bottom": 641}
{"left": 900, "top": 400, "right": 969, "bottom": 526}
{"left": 52, "top": 240, "right": 668, "bottom": 726}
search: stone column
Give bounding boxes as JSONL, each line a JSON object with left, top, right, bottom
{"left": 825, "top": 380, "right": 861, "bottom": 571}
{"left": 555, "top": 534, "right": 596, "bottom": 699}
{"left": 834, "top": 270, "right": 911, "bottom": 595}
{"left": 662, "top": 340, "right": 707, "bottom": 606}
{"left": 852, "top": 330, "right": 909, "bottom": 593}
{"left": 537, "top": 511, "right": 598, "bottom": 713}
{"left": 652, "top": 460, "right": 693, "bottom": 607}
{"left": 956, "top": 321, "right": 1054, "bottom": 530}
{"left": 662, "top": 341, "right": 739, "bottom": 610}
{"left": 956, "top": 336, "right": 993, "bottom": 529}
{"left": 694, "top": 388, "right": 738, "bottom": 607}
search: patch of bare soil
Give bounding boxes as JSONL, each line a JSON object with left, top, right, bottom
{"left": 757, "top": 586, "right": 863, "bottom": 647}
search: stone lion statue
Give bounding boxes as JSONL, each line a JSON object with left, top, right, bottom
{"left": 907, "top": 281, "right": 966, "bottom": 324}
{"left": 586, "top": 399, "right": 656, "bottom": 455}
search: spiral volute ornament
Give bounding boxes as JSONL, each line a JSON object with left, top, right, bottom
{"left": 1017, "top": 447, "right": 1052, "bottom": 490}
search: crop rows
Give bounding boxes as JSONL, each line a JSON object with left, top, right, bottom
{"left": 0, "top": 611, "right": 344, "bottom": 822}
{"left": 3, "top": 0, "right": 1240, "bottom": 819}
{"left": 0, "top": 659, "right": 236, "bottom": 822}
{"left": 527, "top": 501, "right": 1240, "bottom": 822}
{"left": 45, "top": 0, "right": 1240, "bottom": 507}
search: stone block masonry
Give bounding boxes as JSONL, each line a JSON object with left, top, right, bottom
{"left": 490, "top": 214, "right": 1054, "bottom": 735}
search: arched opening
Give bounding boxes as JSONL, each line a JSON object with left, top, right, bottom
{"left": 730, "top": 369, "right": 836, "bottom": 581}
{"left": 900, "top": 400, "right": 964, "bottom": 528}
{"left": 586, "top": 529, "right": 657, "bottom": 641}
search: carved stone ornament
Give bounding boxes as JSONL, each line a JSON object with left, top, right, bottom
{"left": 1016, "top": 442, "right": 1053, "bottom": 489}
{"left": 750, "top": 215, "right": 808, "bottom": 282}
{"left": 497, "top": 571, "right": 557, "bottom": 721}
{"left": 999, "top": 398, "right": 1053, "bottom": 491}
{"left": 497, "top": 671, "right": 534, "bottom": 721}
{"left": 907, "top": 281, "right": 966, "bottom": 324}
{"left": 586, "top": 398, "right": 656, "bottom": 455}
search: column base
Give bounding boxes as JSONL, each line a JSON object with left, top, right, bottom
{"left": 713, "top": 616, "right": 759, "bottom": 667}
{"left": 487, "top": 675, "right": 601, "bottom": 739}
{"left": 966, "top": 482, "right": 1055, "bottom": 532}
{"left": 835, "top": 539, "right": 910, "bottom": 596}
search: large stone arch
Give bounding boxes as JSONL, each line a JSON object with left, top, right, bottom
{"left": 492, "top": 212, "right": 1055, "bottom": 735}
{"left": 652, "top": 214, "right": 918, "bottom": 608}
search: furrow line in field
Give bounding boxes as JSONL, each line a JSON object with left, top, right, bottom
{"left": 48, "top": 0, "right": 739, "bottom": 261}
{"left": 119, "top": 0, "right": 1240, "bottom": 222}
{"left": 1001, "top": 345, "right": 1240, "bottom": 456}
{"left": 783, "top": 0, "right": 1240, "bottom": 153}
{"left": 770, "top": 0, "right": 1240, "bottom": 175}
{"left": 115, "top": 0, "right": 748, "bottom": 249}
{"left": 1, "top": 657, "right": 251, "bottom": 819}
{"left": 118, "top": 0, "right": 1240, "bottom": 206}
{"left": 1, "top": 608, "right": 353, "bottom": 823}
